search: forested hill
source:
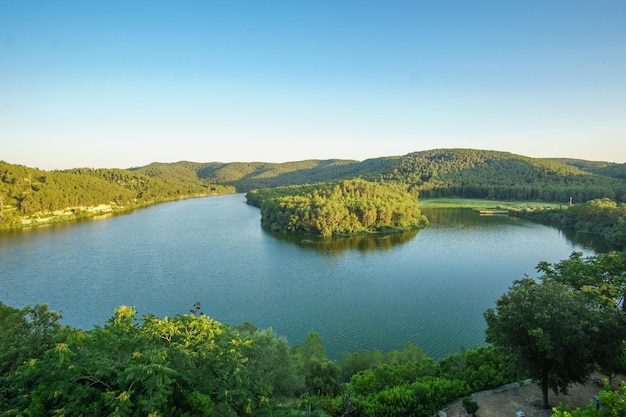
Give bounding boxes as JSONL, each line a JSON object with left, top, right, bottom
{"left": 546, "top": 158, "right": 626, "bottom": 180}
{"left": 134, "top": 149, "right": 626, "bottom": 203}
{"left": 382, "top": 149, "right": 626, "bottom": 202}
{"left": 132, "top": 157, "right": 399, "bottom": 192}
{"left": 2, "top": 149, "right": 625, "bottom": 229}
{"left": 0, "top": 161, "right": 235, "bottom": 229}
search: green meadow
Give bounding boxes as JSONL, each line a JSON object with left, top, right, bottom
{"left": 419, "top": 198, "right": 563, "bottom": 211}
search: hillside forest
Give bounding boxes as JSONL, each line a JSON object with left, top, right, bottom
{"left": 2, "top": 148, "right": 625, "bottom": 234}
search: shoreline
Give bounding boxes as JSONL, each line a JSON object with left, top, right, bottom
{"left": 0, "top": 192, "right": 235, "bottom": 232}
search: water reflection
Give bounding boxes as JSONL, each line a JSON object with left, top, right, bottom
{"left": 265, "top": 229, "right": 420, "bottom": 253}
{"left": 544, "top": 226, "right": 618, "bottom": 253}
{"left": 421, "top": 207, "right": 524, "bottom": 228}
{"left": 263, "top": 207, "right": 617, "bottom": 255}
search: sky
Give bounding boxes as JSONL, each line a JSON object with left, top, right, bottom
{"left": 1, "top": 1, "right": 625, "bottom": 170}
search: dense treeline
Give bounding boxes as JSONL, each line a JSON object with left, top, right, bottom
{"left": 515, "top": 198, "right": 626, "bottom": 248}
{"left": 0, "top": 302, "right": 521, "bottom": 417}
{"left": 0, "top": 161, "right": 235, "bottom": 229}
{"left": 132, "top": 149, "right": 626, "bottom": 202}
{"left": 549, "top": 158, "right": 626, "bottom": 180}
{"left": 3, "top": 148, "right": 625, "bottom": 230}
{"left": 247, "top": 179, "right": 428, "bottom": 237}
{"left": 188, "top": 158, "right": 394, "bottom": 193}
{"left": 383, "top": 149, "right": 626, "bottom": 203}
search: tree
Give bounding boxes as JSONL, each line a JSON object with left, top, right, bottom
{"left": 234, "top": 323, "right": 305, "bottom": 397}
{"left": 538, "top": 251, "right": 626, "bottom": 311}
{"left": 6, "top": 306, "right": 272, "bottom": 416}
{"left": 537, "top": 251, "right": 626, "bottom": 382}
{"left": 0, "top": 302, "right": 61, "bottom": 408}
{"left": 484, "top": 279, "right": 626, "bottom": 409}
{"left": 294, "top": 332, "right": 341, "bottom": 396}
{"left": 462, "top": 396, "right": 479, "bottom": 416}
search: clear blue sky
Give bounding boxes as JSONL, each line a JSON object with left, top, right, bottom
{"left": 1, "top": 1, "right": 625, "bottom": 169}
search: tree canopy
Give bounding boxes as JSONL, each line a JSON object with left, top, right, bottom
{"left": 3, "top": 148, "right": 626, "bottom": 230}
{"left": 247, "top": 178, "right": 428, "bottom": 237}
{"left": 484, "top": 278, "right": 626, "bottom": 409}
{"left": 518, "top": 198, "right": 626, "bottom": 248}
{"left": 0, "top": 161, "right": 235, "bottom": 229}
{"left": 0, "top": 300, "right": 524, "bottom": 417}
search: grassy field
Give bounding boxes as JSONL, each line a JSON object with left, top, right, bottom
{"left": 418, "top": 198, "right": 564, "bottom": 211}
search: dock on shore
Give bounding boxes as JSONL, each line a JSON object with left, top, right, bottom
{"left": 479, "top": 209, "right": 509, "bottom": 215}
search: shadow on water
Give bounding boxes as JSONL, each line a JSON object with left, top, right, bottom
{"left": 421, "top": 207, "right": 524, "bottom": 227}
{"left": 262, "top": 207, "right": 619, "bottom": 255}
{"left": 554, "top": 227, "right": 619, "bottom": 253}
{"left": 265, "top": 228, "right": 420, "bottom": 254}
{"left": 422, "top": 207, "right": 619, "bottom": 253}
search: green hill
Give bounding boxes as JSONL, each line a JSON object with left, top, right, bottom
{"left": 133, "top": 149, "right": 626, "bottom": 203}
{"left": 387, "top": 149, "right": 625, "bottom": 202}
{"left": 546, "top": 158, "right": 626, "bottom": 180}
{"left": 132, "top": 157, "right": 398, "bottom": 192}
{"left": 0, "top": 161, "right": 235, "bottom": 229}
{"left": 2, "top": 149, "right": 625, "bottom": 229}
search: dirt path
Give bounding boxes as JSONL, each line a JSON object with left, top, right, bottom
{"left": 441, "top": 374, "right": 621, "bottom": 417}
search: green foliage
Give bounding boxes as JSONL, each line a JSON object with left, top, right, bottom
{"left": 0, "top": 301, "right": 575, "bottom": 417}
{"left": 537, "top": 251, "right": 626, "bottom": 380}
{"left": 248, "top": 178, "right": 428, "bottom": 237}
{"left": 462, "top": 396, "right": 479, "bottom": 416}
{"left": 514, "top": 199, "right": 626, "bottom": 248}
{"left": 484, "top": 279, "right": 626, "bottom": 408}
{"left": 192, "top": 149, "right": 626, "bottom": 203}
{"left": 340, "top": 349, "right": 385, "bottom": 382}
{"left": 537, "top": 251, "right": 626, "bottom": 309}
{"left": 194, "top": 158, "right": 395, "bottom": 192}
{"left": 234, "top": 323, "right": 305, "bottom": 397}
{"left": 3, "top": 306, "right": 273, "bottom": 416}
{"left": 550, "top": 158, "right": 626, "bottom": 180}
{"left": 4, "top": 148, "right": 626, "bottom": 230}
{"left": 436, "top": 345, "right": 522, "bottom": 392}
{"left": 552, "top": 381, "right": 626, "bottom": 416}
{"left": 293, "top": 332, "right": 342, "bottom": 397}
{"left": 190, "top": 149, "right": 626, "bottom": 205}
{"left": 349, "top": 360, "right": 436, "bottom": 397}
{"left": 385, "top": 149, "right": 626, "bottom": 203}
{"left": 0, "top": 161, "right": 235, "bottom": 230}
{"left": 355, "top": 376, "right": 469, "bottom": 417}
{"left": 0, "top": 303, "right": 61, "bottom": 407}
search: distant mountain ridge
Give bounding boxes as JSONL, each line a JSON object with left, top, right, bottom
{"left": 2, "top": 148, "right": 625, "bottom": 229}
{"left": 132, "top": 148, "right": 626, "bottom": 201}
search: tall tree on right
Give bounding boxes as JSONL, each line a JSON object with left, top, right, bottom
{"left": 484, "top": 279, "right": 626, "bottom": 409}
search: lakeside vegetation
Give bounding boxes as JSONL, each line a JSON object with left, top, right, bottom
{"left": 2, "top": 250, "right": 626, "bottom": 416}
{"left": 0, "top": 161, "right": 235, "bottom": 230}
{"left": 3, "top": 148, "right": 625, "bottom": 235}
{"left": 513, "top": 198, "right": 626, "bottom": 248}
{"left": 246, "top": 179, "right": 428, "bottom": 237}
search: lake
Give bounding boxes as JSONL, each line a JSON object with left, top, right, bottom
{"left": 0, "top": 194, "right": 612, "bottom": 360}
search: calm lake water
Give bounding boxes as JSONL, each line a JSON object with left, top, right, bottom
{"left": 0, "top": 194, "right": 613, "bottom": 360}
